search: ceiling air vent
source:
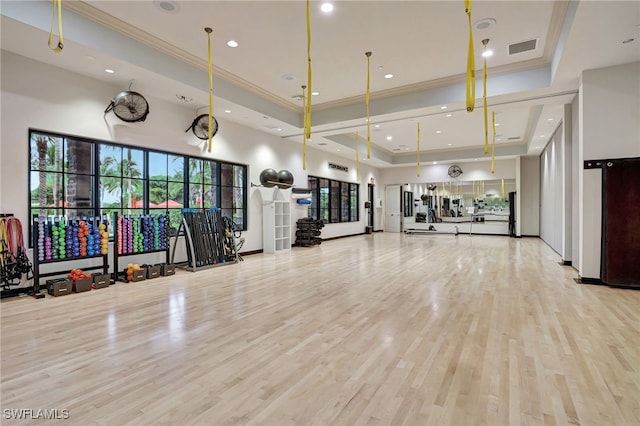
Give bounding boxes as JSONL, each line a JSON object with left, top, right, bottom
{"left": 508, "top": 39, "right": 537, "bottom": 55}
{"left": 508, "top": 136, "right": 520, "bottom": 141}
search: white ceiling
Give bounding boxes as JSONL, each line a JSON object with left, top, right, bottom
{"left": 1, "top": 1, "right": 639, "bottom": 167}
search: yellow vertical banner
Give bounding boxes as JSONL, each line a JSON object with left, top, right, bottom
{"left": 304, "top": 0, "right": 312, "bottom": 141}
{"left": 48, "top": 0, "right": 64, "bottom": 52}
{"left": 416, "top": 123, "right": 421, "bottom": 177}
{"left": 465, "top": 0, "right": 475, "bottom": 112}
{"left": 482, "top": 39, "right": 489, "bottom": 154}
{"left": 501, "top": 178, "right": 505, "bottom": 199}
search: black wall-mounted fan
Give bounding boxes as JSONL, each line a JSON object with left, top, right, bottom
{"left": 448, "top": 165, "right": 463, "bottom": 178}
{"left": 104, "top": 91, "right": 149, "bottom": 122}
{"left": 186, "top": 114, "right": 219, "bottom": 140}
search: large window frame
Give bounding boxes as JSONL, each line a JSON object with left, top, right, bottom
{"left": 307, "top": 176, "right": 359, "bottom": 223}
{"left": 28, "top": 129, "right": 247, "bottom": 246}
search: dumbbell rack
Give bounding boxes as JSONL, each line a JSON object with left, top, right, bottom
{"left": 31, "top": 216, "right": 109, "bottom": 291}
{"left": 112, "top": 212, "right": 170, "bottom": 281}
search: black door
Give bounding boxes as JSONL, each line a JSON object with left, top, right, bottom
{"left": 601, "top": 158, "right": 640, "bottom": 287}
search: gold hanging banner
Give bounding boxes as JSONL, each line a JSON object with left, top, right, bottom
{"left": 355, "top": 131, "right": 360, "bottom": 178}
{"left": 48, "top": 0, "right": 64, "bottom": 52}
{"left": 464, "top": 0, "right": 475, "bottom": 112}
{"left": 501, "top": 178, "right": 505, "bottom": 199}
{"left": 205, "top": 27, "right": 214, "bottom": 153}
{"left": 491, "top": 111, "right": 496, "bottom": 173}
{"left": 365, "top": 51, "right": 372, "bottom": 159}
{"left": 304, "top": 0, "right": 313, "bottom": 141}
{"left": 302, "top": 85, "right": 308, "bottom": 170}
{"left": 473, "top": 180, "right": 475, "bottom": 197}
{"left": 416, "top": 123, "right": 421, "bottom": 177}
{"left": 482, "top": 39, "right": 490, "bottom": 154}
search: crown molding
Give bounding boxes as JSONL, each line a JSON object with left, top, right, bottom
{"left": 63, "top": 1, "right": 299, "bottom": 113}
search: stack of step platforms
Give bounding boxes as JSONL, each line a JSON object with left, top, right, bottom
{"left": 295, "top": 217, "right": 324, "bottom": 247}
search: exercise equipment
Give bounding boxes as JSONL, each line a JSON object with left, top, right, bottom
{"left": 172, "top": 208, "right": 241, "bottom": 271}
{"left": 30, "top": 215, "right": 110, "bottom": 295}
{"left": 112, "top": 212, "right": 170, "bottom": 282}
{"left": 259, "top": 169, "right": 278, "bottom": 187}
{"left": 277, "top": 169, "right": 294, "bottom": 186}
{"left": 1, "top": 216, "right": 37, "bottom": 297}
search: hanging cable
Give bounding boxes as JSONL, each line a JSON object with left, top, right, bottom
{"left": 416, "top": 123, "right": 421, "bottom": 177}
{"left": 302, "top": 85, "right": 307, "bottom": 170}
{"left": 482, "top": 38, "right": 490, "bottom": 154}
{"left": 491, "top": 111, "right": 496, "bottom": 173}
{"left": 465, "top": 0, "right": 475, "bottom": 112}
{"left": 205, "top": 27, "right": 214, "bottom": 153}
{"left": 355, "top": 131, "right": 360, "bottom": 179}
{"left": 304, "top": 0, "right": 313, "bottom": 141}
{"left": 48, "top": 0, "right": 64, "bottom": 52}
{"left": 365, "top": 51, "right": 372, "bottom": 159}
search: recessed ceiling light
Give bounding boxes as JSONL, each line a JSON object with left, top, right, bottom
{"left": 540, "top": 135, "right": 545, "bottom": 138}
{"left": 384, "top": 73, "right": 394, "bottom": 79}
{"left": 447, "top": 143, "right": 452, "bottom": 146}
{"left": 495, "top": 123, "right": 500, "bottom": 126}
{"left": 85, "top": 55, "right": 96, "bottom": 60}
{"left": 105, "top": 69, "right": 114, "bottom": 74}
{"left": 337, "top": 149, "right": 340, "bottom": 151}
{"left": 435, "top": 130, "right": 442, "bottom": 134}
{"left": 433, "top": 161, "right": 438, "bottom": 165}
{"left": 227, "top": 40, "right": 239, "bottom": 48}
{"left": 446, "top": 113, "right": 452, "bottom": 117}
{"left": 312, "top": 91, "right": 319, "bottom": 96}
{"left": 276, "top": 128, "right": 282, "bottom": 132}
{"left": 482, "top": 49, "right": 494, "bottom": 58}
{"left": 547, "top": 118, "right": 554, "bottom": 121}
{"left": 440, "top": 106, "right": 448, "bottom": 110}
{"left": 496, "top": 138, "right": 502, "bottom": 141}
{"left": 282, "top": 74, "right": 296, "bottom": 81}
{"left": 386, "top": 136, "right": 393, "bottom": 141}
{"left": 622, "top": 38, "right": 635, "bottom": 44}
{"left": 374, "top": 124, "right": 380, "bottom": 128}
{"left": 224, "top": 109, "right": 231, "bottom": 113}
{"left": 320, "top": 2, "right": 334, "bottom": 13}
{"left": 154, "top": 0, "right": 179, "bottom": 14}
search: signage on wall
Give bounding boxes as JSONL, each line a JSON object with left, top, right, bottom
{"left": 328, "top": 162, "right": 349, "bottom": 173}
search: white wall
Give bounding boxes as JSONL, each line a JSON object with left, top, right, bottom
{"left": 571, "top": 96, "right": 580, "bottom": 268}
{"left": 0, "top": 51, "right": 380, "bottom": 262}
{"left": 520, "top": 156, "right": 540, "bottom": 236}
{"left": 539, "top": 128, "right": 563, "bottom": 253}
{"left": 561, "top": 103, "right": 572, "bottom": 263}
{"left": 578, "top": 62, "right": 640, "bottom": 279}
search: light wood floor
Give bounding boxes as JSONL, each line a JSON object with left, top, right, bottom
{"left": 1, "top": 233, "right": 639, "bottom": 425}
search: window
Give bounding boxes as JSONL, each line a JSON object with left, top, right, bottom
{"left": 307, "top": 176, "right": 359, "bottom": 223}
{"left": 29, "top": 129, "right": 247, "bottom": 245}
